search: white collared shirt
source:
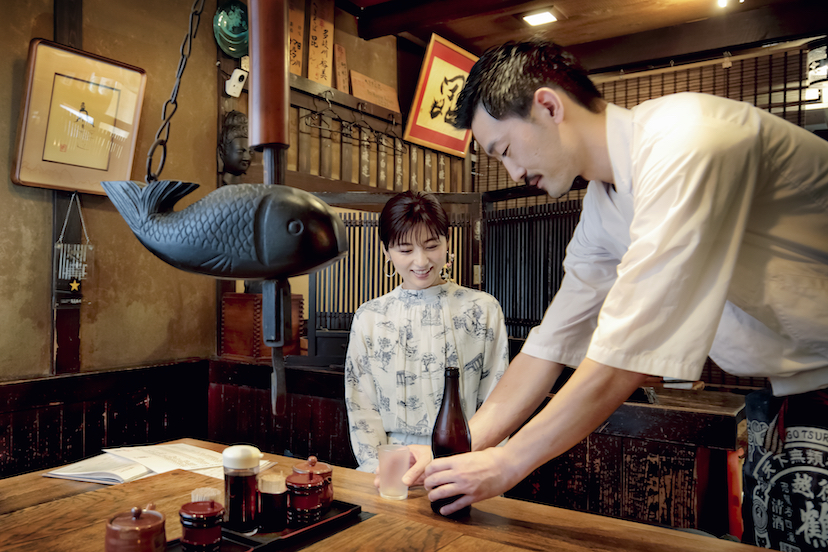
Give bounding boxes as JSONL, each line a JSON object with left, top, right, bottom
{"left": 523, "top": 93, "right": 828, "bottom": 396}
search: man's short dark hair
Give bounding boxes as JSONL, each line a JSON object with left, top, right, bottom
{"left": 452, "top": 39, "right": 603, "bottom": 129}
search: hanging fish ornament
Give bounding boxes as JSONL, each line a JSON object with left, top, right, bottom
{"left": 101, "top": 179, "right": 348, "bottom": 280}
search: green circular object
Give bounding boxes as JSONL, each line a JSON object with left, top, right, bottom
{"left": 213, "top": 0, "right": 249, "bottom": 58}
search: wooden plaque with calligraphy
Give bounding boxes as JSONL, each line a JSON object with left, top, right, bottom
{"left": 307, "top": 0, "right": 334, "bottom": 86}
{"left": 403, "top": 34, "right": 478, "bottom": 158}
{"left": 334, "top": 44, "right": 349, "bottom": 93}
{"left": 350, "top": 70, "right": 400, "bottom": 112}
{"left": 288, "top": 0, "right": 305, "bottom": 76}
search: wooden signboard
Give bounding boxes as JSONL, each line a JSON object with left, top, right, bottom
{"left": 350, "top": 70, "right": 400, "bottom": 112}
{"left": 288, "top": 0, "right": 305, "bottom": 76}
{"left": 403, "top": 34, "right": 477, "bottom": 158}
{"left": 334, "top": 44, "right": 349, "bottom": 93}
{"left": 307, "top": 0, "right": 334, "bottom": 86}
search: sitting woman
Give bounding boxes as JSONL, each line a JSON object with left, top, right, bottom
{"left": 345, "top": 191, "right": 509, "bottom": 473}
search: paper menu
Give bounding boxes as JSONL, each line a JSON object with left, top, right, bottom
{"left": 103, "top": 443, "right": 225, "bottom": 474}
{"left": 44, "top": 453, "right": 152, "bottom": 485}
{"left": 103, "top": 443, "right": 277, "bottom": 480}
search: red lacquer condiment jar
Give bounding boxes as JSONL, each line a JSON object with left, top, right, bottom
{"left": 286, "top": 471, "right": 324, "bottom": 526}
{"left": 105, "top": 505, "right": 166, "bottom": 552}
{"left": 292, "top": 456, "right": 333, "bottom": 511}
{"left": 179, "top": 500, "right": 224, "bottom": 552}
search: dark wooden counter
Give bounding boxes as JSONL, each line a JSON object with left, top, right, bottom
{"left": 0, "top": 438, "right": 760, "bottom": 552}
{"left": 208, "top": 359, "right": 747, "bottom": 535}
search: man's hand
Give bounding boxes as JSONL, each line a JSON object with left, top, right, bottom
{"left": 423, "top": 447, "right": 520, "bottom": 515}
{"left": 373, "top": 444, "right": 433, "bottom": 489}
{"left": 420, "top": 357, "right": 647, "bottom": 514}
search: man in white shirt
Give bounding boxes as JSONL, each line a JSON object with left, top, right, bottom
{"left": 410, "top": 39, "right": 828, "bottom": 549}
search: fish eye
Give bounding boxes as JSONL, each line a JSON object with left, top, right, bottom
{"left": 288, "top": 220, "right": 304, "bottom": 235}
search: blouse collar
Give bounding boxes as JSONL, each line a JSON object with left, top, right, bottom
{"left": 394, "top": 282, "right": 455, "bottom": 305}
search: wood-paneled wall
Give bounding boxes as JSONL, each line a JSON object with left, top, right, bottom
{"left": 0, "top": 360, "right": 209, "bottom": 478}
{"left": 208, "top": 359, "right": 356, "bottom": 468}
{"left": 206, "top": 357, "right": 743, "bottom": 534}
{"left": 505, "top": 390, "right": 745, "bottom": 535}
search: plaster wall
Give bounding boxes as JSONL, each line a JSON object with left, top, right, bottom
{"left": 0, "top": 0, "right": 218, "bottom": 379}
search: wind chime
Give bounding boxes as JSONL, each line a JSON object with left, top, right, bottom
{"left": 101, "top": 0, "right": 349, "bottom": 416}
{"left": 54, "top": 191, "right": 93, "bottom": 308}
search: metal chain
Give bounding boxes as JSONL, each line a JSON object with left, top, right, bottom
{"left": 145, "top": 0, "right": 207, "bottom": 183}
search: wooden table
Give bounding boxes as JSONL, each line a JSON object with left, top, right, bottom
{"left": 0, "top": 438, "right": 761, "bottom": 552}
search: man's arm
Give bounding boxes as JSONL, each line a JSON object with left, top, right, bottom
{"left": 423, "top": 358, "right": 648, "bottom": 515}
{"left": 400, "top": 352, "right": 562, "bottom": 486}
{"left": 469, "top": 352, "right": 564, "bottom": 450}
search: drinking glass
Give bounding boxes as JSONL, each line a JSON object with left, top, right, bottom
{"left": 378, "top": 444, "right": 410, "bottom": 500}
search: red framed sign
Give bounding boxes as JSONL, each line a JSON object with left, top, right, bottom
{"left": 403, "top": 35, "right": 478, "bottom": 158}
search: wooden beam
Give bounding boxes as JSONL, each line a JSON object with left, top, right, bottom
{"left": 571, "top": 0, "right": 828, "bottom": 73}
{"left": 54, "top": 0, "right": 82, "bottom": 47}
{"left": 311, "top": 190, "right": 481, "bottom": 207}
{"left": 354, "top": 0, "right": 546, "bottom": 42}
{"left": 52, "top": 0, "right": 83, "bottom": 375}
{"left": 482, "top": 178, "right": 589, "bottom": 205}
{"left": 291, "top": 73, "right": 400, "bottom": 120}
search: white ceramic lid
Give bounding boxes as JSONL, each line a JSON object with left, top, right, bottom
{"left": 222, "top": 444, "right": 262, "bottom": 469}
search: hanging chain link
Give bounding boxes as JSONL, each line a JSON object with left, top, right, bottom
{"left": 145, "top": 0, "right": 207, "bottom": 183}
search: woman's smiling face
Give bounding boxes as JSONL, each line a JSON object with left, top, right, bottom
{"left": 384, "top": 224, "right": 448, "bottom": 290}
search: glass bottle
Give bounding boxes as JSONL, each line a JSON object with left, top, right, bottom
{"left": 258, "top": 471, "right": 287, "bottom": 533}
{"left": 222, "top": 444, "right": 262, "bottom": 534}
{"left": 431, "top": 366, "right": 472, "bottom": 517}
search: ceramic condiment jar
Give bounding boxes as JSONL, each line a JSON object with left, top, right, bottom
{"left": 285, "top": 471, "right": 324, "bottom": 526}
{"left": 292, "top": 456, "right": 333, "bottom": 511}
{"left": 179, "top": 500, "right": 224, "bottom": 552}
{"left": 105, "top": 505, "right": 166, "bottom": 552}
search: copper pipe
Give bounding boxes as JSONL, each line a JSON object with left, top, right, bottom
{"left": 248, "top": 0, "right": 289, "bottom": 151}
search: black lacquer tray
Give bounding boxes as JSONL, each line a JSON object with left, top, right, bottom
{"left": 167, "top": 500, "right": 368, "bottom": 552}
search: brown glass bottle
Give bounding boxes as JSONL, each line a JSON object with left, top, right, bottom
{"left": 431, "top": 367, "right": 472, "bottom": 517}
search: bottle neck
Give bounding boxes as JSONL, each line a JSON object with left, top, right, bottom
{"left": 443, "top": 368, "right": 461, "bottom": 407}
{"left": 444, "top": 368, "right": 460, "bottom": 390}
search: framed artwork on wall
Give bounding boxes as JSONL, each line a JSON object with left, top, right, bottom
{"left": 12, "top": 39, "right": 147, "bottom": 195}
{"left": 403, "top": 34, "right": 478, "bottom": 158}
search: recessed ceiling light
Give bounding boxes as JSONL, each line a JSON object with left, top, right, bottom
{"left": 718, "top": 0, "right": 727, "bottom": 6}
{"left": 523, "top": 11, "right": 557, "bottom": 26}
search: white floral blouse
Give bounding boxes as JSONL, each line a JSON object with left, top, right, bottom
{"left": 345, "top": 282, "right": 509, "bottom": 472}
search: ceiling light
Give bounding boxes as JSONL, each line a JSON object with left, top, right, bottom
{"left": 718, "top": 0, "right": 727, "bottom": 6}
{"left": 524, "top": 11, "right": 557, "bottom": 26}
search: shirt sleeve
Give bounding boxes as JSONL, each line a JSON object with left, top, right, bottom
{"left": 344, "top": 310, "right": 387, "bottom": 473}
{"left": 588, "top": 106, "right": 760, "bottom": 378}
{"left": 521, "top": 182, "right": 622, "bottom": 367}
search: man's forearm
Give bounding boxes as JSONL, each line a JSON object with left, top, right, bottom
{"left": 499, "top": 358, "right": 649, "bottom": 479}
{"left": 469, "top": 353, "right": 564, "bottom": 451}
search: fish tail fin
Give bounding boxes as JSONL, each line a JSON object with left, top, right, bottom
{"left": 101, "top": 180, "right": 200, "bottom": 228}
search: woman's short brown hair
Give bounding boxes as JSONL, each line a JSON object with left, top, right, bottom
{"left": 378, "top": 191, "right": 449, "bottom": 249}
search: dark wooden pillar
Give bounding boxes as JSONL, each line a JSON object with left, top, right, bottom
{"left": 52, "top": 0, "right": 84, "bottom": 374}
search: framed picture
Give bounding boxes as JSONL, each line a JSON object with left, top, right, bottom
{"left": 403, "top": 34, "right": 478, "bottom": 158}
{"left": 12, "top": 39, "right": 147, "bottom": 195}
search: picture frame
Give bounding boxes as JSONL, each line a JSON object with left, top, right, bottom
{"left": 12, "top": 38, "right": 147, "bottom": 195}
{"left": 403, "top": 34, "right": 478, "bottom": 158}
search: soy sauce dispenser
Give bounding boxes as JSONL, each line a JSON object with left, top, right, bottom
{"left": 222, "top": 445, "right": 262, "bottom": 533}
